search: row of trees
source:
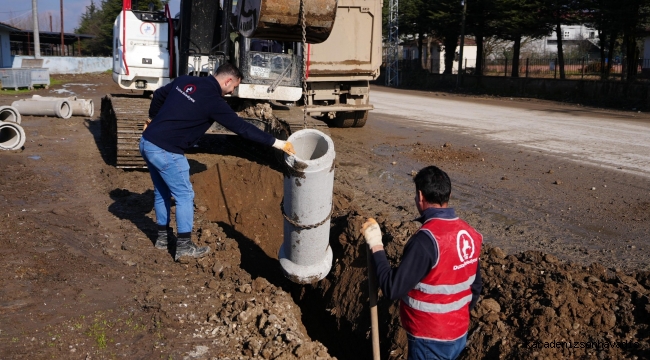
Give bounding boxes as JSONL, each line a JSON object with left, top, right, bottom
{"left": 75, "top": 0, "right": 164, "bottom": 56}
{"left": 387, "top": 0, "right": 650, "bottom": 81}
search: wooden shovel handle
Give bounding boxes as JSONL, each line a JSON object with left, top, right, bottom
{"left": 367, "top": 245, "right": 380, "bottom": 360}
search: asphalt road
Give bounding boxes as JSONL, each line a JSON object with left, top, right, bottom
{"left": 371, "top": 87, "right": 650, "bottom": 178}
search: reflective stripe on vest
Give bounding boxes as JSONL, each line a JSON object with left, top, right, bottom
{"left": 413, "top": 274, "right": 476, "bottom": 295}
{"left": 402, "top": 293, "right": 473, "bottom": 313}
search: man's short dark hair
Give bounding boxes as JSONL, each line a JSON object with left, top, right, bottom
{"left": 414, "top": 166, "right": 451, "bottom": 205}
{"left": 216, "top": 63, "right": 244, "bottom": 80}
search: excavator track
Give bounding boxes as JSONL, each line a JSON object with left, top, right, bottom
{"left": 100, "top": 94, "right": 149, "bottom": 169}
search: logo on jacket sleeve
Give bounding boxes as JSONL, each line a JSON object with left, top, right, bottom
{"left": 453, "top": 230, "right": 477, "bottom": 270}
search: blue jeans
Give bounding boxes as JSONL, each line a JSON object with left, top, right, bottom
{"left": 139, "top": 137, "right": 194, "bottom": 234}
{"left": 407, "top": 333, "right": 467, "bottom": 360}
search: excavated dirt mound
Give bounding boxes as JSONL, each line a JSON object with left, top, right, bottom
{"left": 307, "top": 210, "right": 650, "bottom": 360}
{"left": 464, "top": 246, "right": 650, "bottom": 359}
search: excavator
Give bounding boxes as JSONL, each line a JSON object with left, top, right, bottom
{"left": 101, "top": 0, "right": 338, "bottom": 168}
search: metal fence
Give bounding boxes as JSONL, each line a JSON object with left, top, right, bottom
{"left": 398, "top": 58, "right": 650, "bottom": 80}
{"left": 10, "top": 41, "right": 83, "bottom": 57}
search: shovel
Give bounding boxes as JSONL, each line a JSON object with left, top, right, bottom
{"left": 367, "top": 245, "right": 380, "bottom": 360}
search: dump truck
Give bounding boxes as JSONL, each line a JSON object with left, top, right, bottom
{"left": 101, "top": 0, "right": 381, "bottom": 168}
{"left": 305, "top": 0, "right": 383, "bottom": 128}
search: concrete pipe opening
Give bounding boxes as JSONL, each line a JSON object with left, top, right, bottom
{"left": 0, "top": 106, "right": 21, "bottom": 124}
{"left": 291, "top": 132, "right": 332, "bottom": 163}
{"left": 279, "top": 129, "right": 336, "bottom": 284}
{"left": 56, "top": 101, "right": 72, "bottom": 119}
{"left": 0, "top": 121, "right": 26, "bottom": 150}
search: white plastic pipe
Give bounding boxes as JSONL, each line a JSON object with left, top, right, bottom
{"left": 11, "top": 99, "right": 72, "bottom": 119}
{"left": 32, "top": 95, "right": 94, "bottom": 117}
{"left": 0, "top": 106, "right": 21, "bottom": 124}
{"left": 278, "top": 129, "right": 335, "bottom": 284}
{"left": 0, "top": 121, "right": 26, "bottom": 150}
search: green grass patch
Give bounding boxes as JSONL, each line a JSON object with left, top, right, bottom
{"left": 86, "top": 318, "right": 110, "bottom": 349}
{"left": 0, "top": 86, "right": 34, "bottom": 96}
{"left": 0, "top": 77, "right": 66, "bottom": 96}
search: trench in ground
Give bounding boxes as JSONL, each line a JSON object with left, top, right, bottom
{"left": 190, "top": 141, "right": 379, "bottom": 359}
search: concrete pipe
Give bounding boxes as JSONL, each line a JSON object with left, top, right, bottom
{"left": 32, "top": 95, "right": 78, "bottom": 101}
{"left": 0, "top": 121, "right": 26, "bottom": 150}
{"left": 32, "top": 95, "right": 93, "bottom": 117}
{"left": 278, "top": 129, "right": 335, "bottom": 284}
{"left": 0, "top": 106, "right": 21, "bottom": 124}
{"left": 11, "top": 99, "right": 72, "bottom": 119}
{"left": 70, "top": 99, "right": 94, "bottom": 117}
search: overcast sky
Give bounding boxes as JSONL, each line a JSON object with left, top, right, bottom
{"left": 0, "top": 0, "right": 181, "bottom": 33}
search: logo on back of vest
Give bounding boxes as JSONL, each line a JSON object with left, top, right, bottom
{"left": 454, "top": 230, "right": 477, "bottom": 270}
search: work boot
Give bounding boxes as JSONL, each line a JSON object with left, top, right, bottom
{"left": 155, "top": 230, "right": 169, "bottom": 250}
{"left": 174, "top": 238, "right": 210, "bottom": 261}
{"left": 155, "top": 226, "right": 173, "bottom": 250}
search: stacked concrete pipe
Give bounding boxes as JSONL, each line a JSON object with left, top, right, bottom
{"left": 11, "top": 98, "right": 72, "bottom": 119}
{"left": 0, "top": 106, "right": 22, "bottom": 124}
{"left": 278, "top": 129, "right": 335, "bottom": 284}
{"left": 31, "top": 95, "right": 94, "bottom": 117}
{"left": 0, "top": 121, "right": 26, "bottom": 150}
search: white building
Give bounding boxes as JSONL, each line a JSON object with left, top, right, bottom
{"left": 399, "top": 37, "right": 477, "bottom": 74}
{"left": 431, "top": 37, "right": 477, "bottom": 74}
{"left": 527, "top": 25, "right": 600, "bottom": 58}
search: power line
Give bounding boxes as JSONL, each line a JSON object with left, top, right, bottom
{"left": 0, "top": 9, "right": 31, "bottom": 13}
{"left": 1, "top": 10, "right": 32, "bottom": 23}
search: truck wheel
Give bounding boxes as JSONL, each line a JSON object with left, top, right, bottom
{"left": 334, "top": 111, "right": 367, "bottom": 128}
{"left": 352, "top": 110, "right": 368, "bottom": 128}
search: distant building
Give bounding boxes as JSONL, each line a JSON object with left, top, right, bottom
{"left": 0, "top": 22, "right": 20, "bottom": 67}
{"left": 528, "top": 25, "right": 600, "bottom": 58}
{"left": 393, "top": 37, "right": 477, "bottom": 74}
{"left": 429, "top": 37, "right": 477, "bottom": 74}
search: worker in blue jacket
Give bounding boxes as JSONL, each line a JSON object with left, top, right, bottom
{"left": 140, "top": 63, "right": 295, "bottom": 261}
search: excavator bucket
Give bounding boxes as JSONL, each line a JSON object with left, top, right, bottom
{"left": 234, "top": 0, "right": 338, "bottom": 44}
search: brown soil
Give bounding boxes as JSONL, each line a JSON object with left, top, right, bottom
{"left": 1, "top": 73, "right": 648, "bottom": 359}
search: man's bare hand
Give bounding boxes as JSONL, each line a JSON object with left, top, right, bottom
{"left": 143, "top": 118, "right": 152, "bottom": 132}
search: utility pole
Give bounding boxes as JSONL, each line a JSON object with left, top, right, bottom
{"left": 60, "top": 0, "right": 64, "bottom": 56}
{"left": 49, "top": 14, "right": 52, "bottom": 32}
{"left": 456, "top": 0, "right": 467, "bottom": 89}
{"left": 385, "top": 0, "right": 399, "bottom": 87}
{"left": 32, "top": 0, "right": 41, "bottom": 58}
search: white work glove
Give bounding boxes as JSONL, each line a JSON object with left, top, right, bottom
{"left": 273, "top": 139, "right": 296, "bottom": 155}
{"left": 361, "top": 218, "right": 383, "bottom": 248}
